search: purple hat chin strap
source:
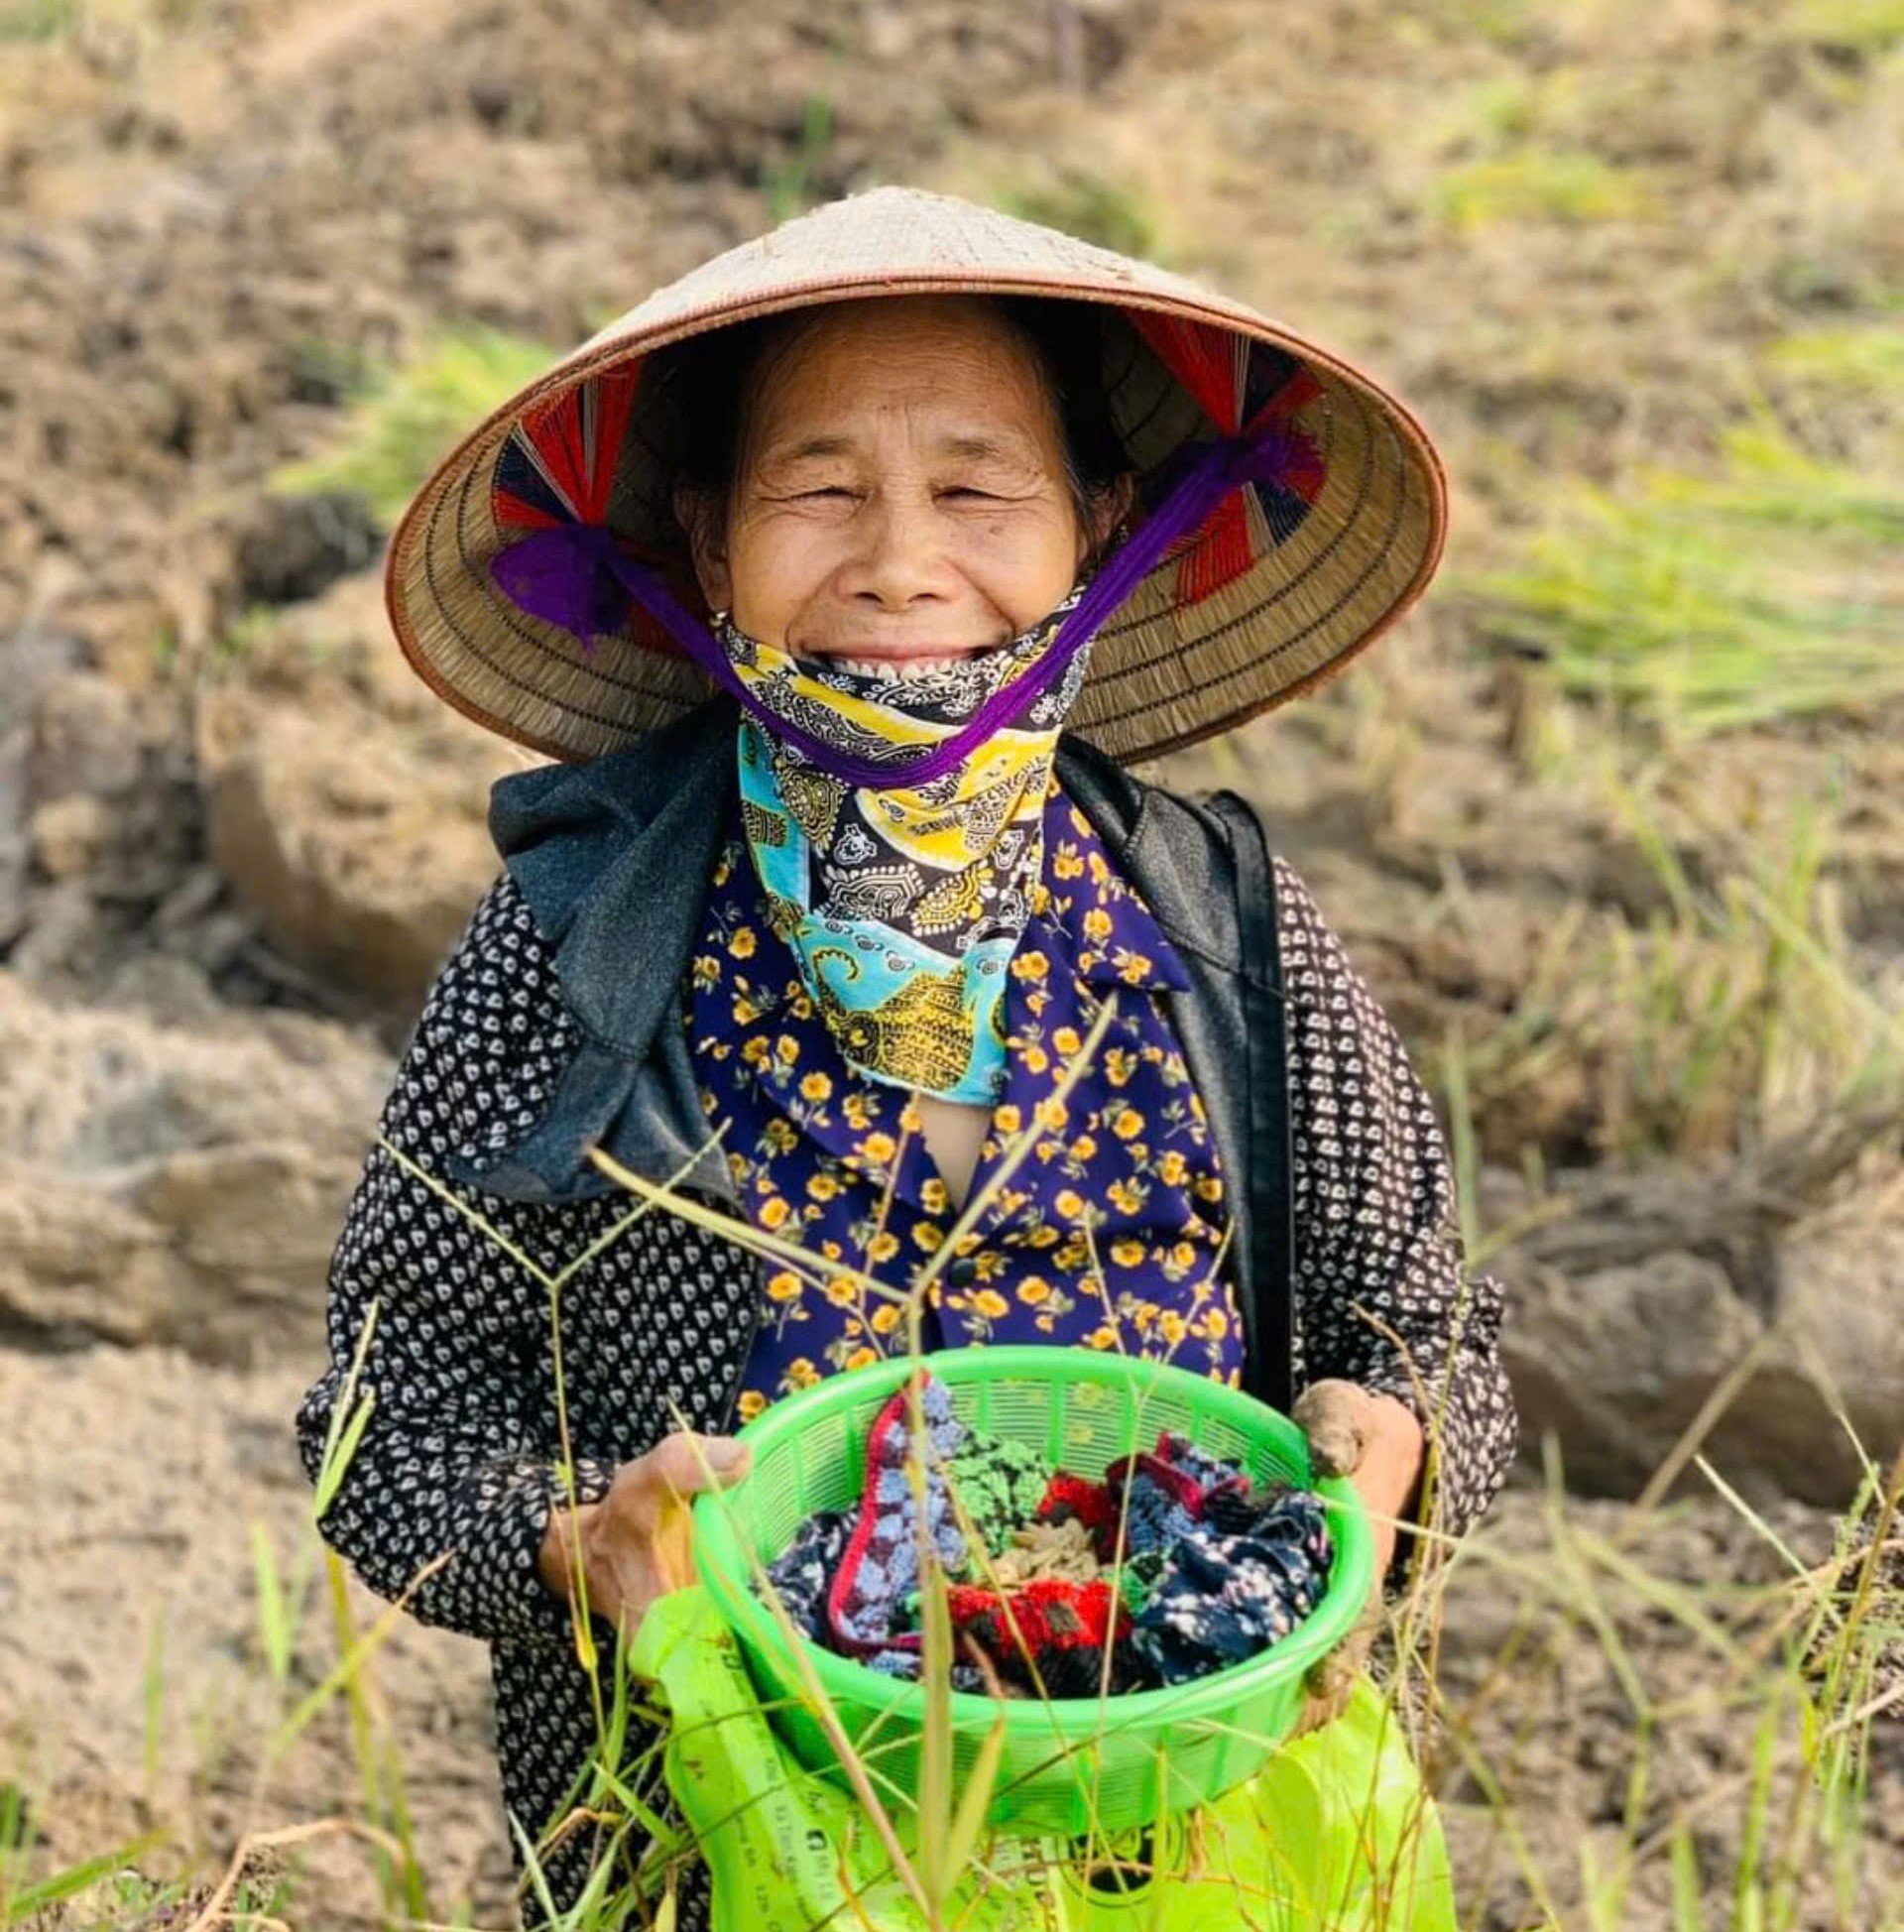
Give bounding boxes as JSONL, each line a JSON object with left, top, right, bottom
{"left": 490, "top": 413, "right": 1312, "bottom": 790}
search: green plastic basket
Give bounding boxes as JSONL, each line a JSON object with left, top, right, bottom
{"left": 693, "top": 1346, "right": 1373, "bottom": 1839}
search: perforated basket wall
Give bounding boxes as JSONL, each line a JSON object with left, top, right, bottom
{"left": 692, "top": 1346, "right": 1373, "bottom": 1840}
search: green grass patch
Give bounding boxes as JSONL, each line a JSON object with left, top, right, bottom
{"left": 999, "top": 168, "right": 1160, "bottom": 261}
{"left": 0, "top": 0, "right": 76, "bottom": 42}
{"left": 1460, "top": 403, "right": 1904, "bottom": 739}
{"left": 1425, "top": 147, "right": 1655, "bottom": 228}
{"left": 271, "top": 324, "right": 556, "bottom": 527}
{"left": 1764, "top": 319, "right": 1904, "bottom": 405}
{"left": 1777, "top": 0, "right": 1904, "bottom": 53}
{"left": 763, "top": 92, "right": 837, "bottom": 223}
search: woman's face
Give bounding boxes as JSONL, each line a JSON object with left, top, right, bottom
{"left": 681, "top": 296, "right": 1130, "bottom": 673}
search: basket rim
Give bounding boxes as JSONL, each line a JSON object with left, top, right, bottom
{"left": 692, "top": 1345, "right": 1374, "bottom": 1735}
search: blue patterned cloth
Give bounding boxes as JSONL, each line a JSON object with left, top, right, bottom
{"left": 686, "top": 780, "right": 1247, "bottom": 1420}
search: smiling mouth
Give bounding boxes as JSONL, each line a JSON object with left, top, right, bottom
{"left": 798, "top": 645, "right": 999, "bottom": 680}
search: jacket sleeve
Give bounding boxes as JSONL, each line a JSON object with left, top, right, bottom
{"left": 1272, "top": 855, "right": 1518, "bottom": 1574}
{"left": 296, "top": 873, "right": 619, "bottom": 1648}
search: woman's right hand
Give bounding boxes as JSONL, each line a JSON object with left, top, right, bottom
{"left": 538, "top": 1431, "right": 751, "bottom": 1636}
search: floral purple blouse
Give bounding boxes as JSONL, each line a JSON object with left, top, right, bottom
{"left": 686, "top": 782, "right": 1247, "bottom": 1420}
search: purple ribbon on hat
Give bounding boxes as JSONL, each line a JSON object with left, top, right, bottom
{"left": 490, "top": 415, "right": 1315, "bottom": 791}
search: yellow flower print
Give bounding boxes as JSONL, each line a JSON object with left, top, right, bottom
{"left": 1195, "top": 1174, "right": 1224, "bottom": 1204}
{"left": 1054, "top": 1236, "right": 1090, "bottom": 1273}
{"left": 1118, "top": 953, "right": 1153, "bottom": 986}
{"left": 1011, "top": 950, "right": 1050, "bottom": 983}
{"left": 799, "top": 1071, "right": 833, "bottom": 1103}
{"left": 759, "top": 1197, "right": 792, "bottom": 1231}
{"left": 920, "top": 1177, "right": 950, "bottom": 1215}
{"left": 1104, "top": 1049, "right": 1137, "bottom": 1089}
{"left": 1112, "top": 1107, "right": 1143, "bottom": 1141}
{"left": 730, "top": 926, "right": 758, "bottom": 959}
{"left": 731, "top": 996, "right": 762, "bottom": 1026}
{"left": 972, "top": 1288, "right": 1010, "bottom": 1320}
{"left": 741, "top": 1036, "right": 771, "bottom": 1068}
{"left": 1081, "top": 907, "right": 1112, "bottom": 943}
{"left": 1087, "top": 851, "right": 1110, "bottom": 885}
{"left": 1052, "top": 844, "right": 1085, "bottom": 880}
{"left": 867, "top": 1231, "right": 900, "bottom": 1265}
{"left": 774, "top": 1033, "right": 799, "bottom": 1065}
{"left": 1068, "top": 805, "right": 1092, "bottom": 837}
{"left": 784, "top": 1358, "right": 821, "bottom": 1390}
{"left": 843, "top": 1093, "right": 875, "bottom": 1131}
{"left": 975, "top": 1251, "right": 1008, "bottom": 1282}
{"left": 871, "top": 1302, "right": 901, "bottom": 1334}
{"left": 1158, "top": 1309, "right": 1188, "bottom": 1346}
{"left": 1170, "top": 1240, "right": 1197, "bottom": 1269}
{"left": 1086, "top": 1324, "right": 1120, "bottom": 1351}
{"left": 767, "top": 1269, "right": 802, "bottom": 1301}
{"left": 736, "top": 1389, "right": 769, "bottom": 1423}
{"left": 994, "top": 1104, "right": 1022, "bottom": 1136}
{"left": 1155, "top": 1149, "right": 1189, "bottom": 1187}
{"left": 1108, "top": 1178, "right": 1145, "bottom": 1216}
{"left": 806, "top": 1171, "right": 841, "bottom": 1202}
{"left": 726, "top": 1151, "right": 750, "bottom": 1186}
{"left": 912, "top": 1222, "right": 944, "bottom": 1253}
{"left": 1016, "top": 1275, "right": 1051, "bottom": 1305}
{"left": 1054, "top": 1188, "right": 1086, "bottom": 1222}
{"left": 1027, "top": 1225, "right": 1061, "bottom": 1250}
{"left": 861, "top": 1131, "right": 897, "bottom": 1163}
{"left": 1202, "top": 1307, "right": 1231, "bottom": 1338}
{"left": 844, "top": 1346, "right": 879, "bottom": 1372}
{"left": 1110, "top": 1238, "right": 1145, "bottom": 1268}
{"left": 1022, "top": 1043, "right": 1050, "bottom": 1074}
{"left": 824, "top": 1276, "right": 859, "bottom": 1308}
{"left": 1051, "top": 1026, "right": 1082, "bottom": 1058}
{"left": 1069, "top": 1133, "right": 1098, "bottom": 1162}
{"left": 789, "top": 992, "right": 814, "bottom": 1021}
{"left": 1036, "top": 1097, "right": 1069, "bottom": 1131}
{"left": 765, "top": 1119, "right": 798, "bottom": 1152}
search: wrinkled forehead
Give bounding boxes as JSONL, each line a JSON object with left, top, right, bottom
{"left": 735, "top": 295, "right": 1067, "bottom": 470}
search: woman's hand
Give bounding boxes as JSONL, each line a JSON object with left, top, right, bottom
{"left": 1288, "top": 1380, "right": 1426, "bottom": 1736}
{"left": 538, "top": 1432, "right": 752, "bottom": 1636}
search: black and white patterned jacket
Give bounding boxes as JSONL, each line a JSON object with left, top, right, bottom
{"left": 296, "top": 702, "right": 1518, "bottom": 1920}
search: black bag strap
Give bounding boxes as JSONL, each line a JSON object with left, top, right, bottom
{"left": 1207, "top": 790, "right": 1295, "bottom": 1415}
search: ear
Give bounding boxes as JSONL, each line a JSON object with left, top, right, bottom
{"left": 674, "top": 480, "right": 734, "bottom": 611}
{"left": 1080, "top": 471, "right": 1138, "bottom": 567}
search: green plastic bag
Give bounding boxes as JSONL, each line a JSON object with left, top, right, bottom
{"left": 627, "top": 1585, "right": 1458, "bottom": 1931}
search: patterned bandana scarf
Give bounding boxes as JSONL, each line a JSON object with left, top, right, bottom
{"left": 721, "top": 579, "right": 1092, "bottom": 1106}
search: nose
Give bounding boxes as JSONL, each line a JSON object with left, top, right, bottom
{"left": 837, "top": 491, "right": 957, "bottom": 609}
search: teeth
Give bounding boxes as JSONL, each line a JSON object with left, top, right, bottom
{"left": 829, "top": 654, "right": 970, "bottom": 681}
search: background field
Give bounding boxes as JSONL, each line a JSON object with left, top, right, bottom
{"left": 0, "top": 0, "right": 1899, "bottom": 1925}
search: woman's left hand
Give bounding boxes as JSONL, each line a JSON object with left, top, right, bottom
{"left": 1287, "top": 1379, "right": 1427, "bottom": 1735}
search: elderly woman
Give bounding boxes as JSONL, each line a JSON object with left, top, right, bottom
{"left": 298, "top": 186, "right": 1516, "bottom": 1921}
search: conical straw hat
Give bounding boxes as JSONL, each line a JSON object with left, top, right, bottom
{"left": 387, "top": 184, "right": 1448, "bottom": 766}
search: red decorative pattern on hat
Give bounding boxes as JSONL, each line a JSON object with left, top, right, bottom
{"left": 1128, "top": 312, "right": 1327, "bottom": 607}
{"left": 493, "top": 363, "right": 641, "bottom": 532}
{"left": 490, "top": 360, "right": 700, "bottom": 660}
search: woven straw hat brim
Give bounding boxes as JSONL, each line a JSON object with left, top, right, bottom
{"left": 387, "top": 185, "right": 1448, "bottom": 767}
